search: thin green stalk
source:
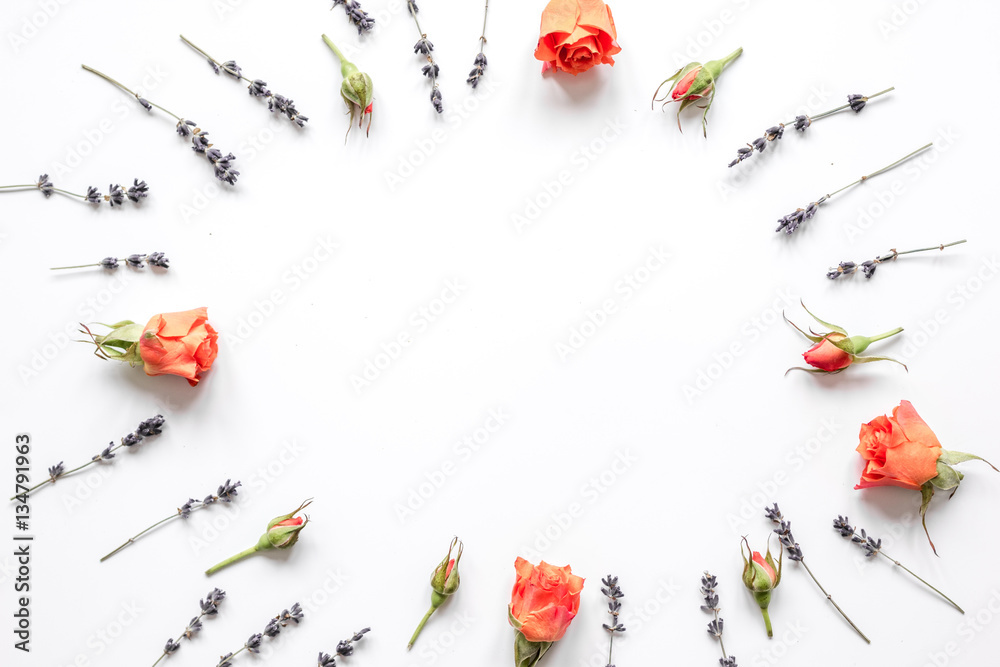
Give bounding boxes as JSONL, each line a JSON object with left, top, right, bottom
{"left": 789, "top": 87, "right": 894, "bottom": 124}
{"left": 0, "top": 184, "right": 38, "bottom": 190}
{"left": 101, "top": 510, "right": 190, "bottom": 562}
{"left": 205, "top": 545, "right": 259, "bottom": 575}
{"left": 827, "top": 143, "right": 933, "bottom": 198}
{"left": 180, "top": 35, "right": 252, "bottom": 84}
{"left": 81, "top": 64, "right": 183, "bottom": 120}
{"left": 407, "top": 607, "right": 436, "bottom": 650}
{"left": 9, "top": 444, "right": 123, "bottom": 501}
{"left": 881, "top": 239, "right": 967, "bottom": 261}
{"left": 878, "top": 549, "right": 964, "bottom": 613}
{"left": 151, "top": 611, "right": 207, "bottom": 667}
{"left": 867, "top": 327, "right": 904, "bottom": 343}
{"left": 800, "top": 559, "right": 871, "bottom": 643}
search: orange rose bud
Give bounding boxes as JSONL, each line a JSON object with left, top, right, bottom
{"left": 741, "top": 537, "right": 782, "bottom": 637}
{"left": 408, "top": 537, "right": 464, "bottom": 650}
{"left": 509, "top": 557, "right": 583, "bottom": 667}
{"left": 652, "top": 48, "right": 742, "bottom": 136}
{"left": 533, "top": 0, "right": 621, "bottom": 76}
{"left": 139, "top": 307, "right": 219, "bottom": 386}
{"left": 785, "top": 301, "right": 904, "bottom": 375}
{"left": 854, "top": 401, "right": 999, "bottom": 555}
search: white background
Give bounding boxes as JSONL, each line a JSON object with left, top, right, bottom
{"left": 3, "top": 0, "right": 999, "bottom": 666}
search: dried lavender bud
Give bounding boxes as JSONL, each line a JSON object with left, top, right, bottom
{"left": 147, "top": 252, "right": 169, "bottom": 268}
{"left": 99, "top": 444, "right": 116, "bottom": 459}
{"left": 137, "top": 97, "right": 152, "bottom": 111}
{"left": 334, "top": 0, "right": 375, "bottom": 34}
{"left": 280, "top": 603, "right": 304, "bottom": 625}
{"left": 222, "top": 60, "right": 242, "bottom": 79}
{"left": 861, "top": 260, "right": 877, "bottom": 279}
{"left": 208, "top": 59, "right": 220, "bottom": 74}
{"left": 176, "top": 119, "right": 197, "bottom": 137}
{"left": 100, "top": 257, "right": 119, "bottom": 269}
{"left": 775, "top": 208, "right": 807, "bottom": 235}
{"left": 126, "top": 253, "right": 145, "bottom": 268}
{"left": 832, "top": 515, "right": 855, "bottom": 537}
{"left": 318, "top": 653, "right": 337, "bottom": 667}
{"left": 467, "top": 53, "right": 487, "bottom": 88}
{"left": 794, "top": 115, "right": 811, "bottom": 131}
{"left": 246, "top": 634, "right": 263, "bottom": 653}
{"left": 192, "top": 131, "right": 212, "bottom": 153}
{"left": 201, "top": 588, "right": 226, "bottom": 615}
{"left": 219, "top": 652, "right": 234, "bottom": 667}
{"left": 414, "top": 38, "right": 433, "bottom": 54}
{"left": 37, "top": 174, "right": 54, "bottom": 197}
{"left": 764, "top": 503, "right": 783, "bottom": 523}
{"left": 217, "top": 479, "right": 241, "bottom": 502}
{"left": 721, "top": 658, "right": 738, "bottom": 667}
{"left": 804, "top": 201, "right": 820, "bottom": 218}
{"left": 848, "top": 94, "right": 866, "bottom": 113}
{"left": 707, "top": 618, "right": 723, "bottom": 638}
{"left": 164, "top": 639, "right": 181, "bottom": 654}
{"left": 765, "top": 125, "right": 784, "bottom": 141}
{"left": 431, "top": 88, "right": 443, "bottom": 114}
{"left": 752, "top": 136, "right": 767, "bottom": 152}
{"left": 422, "top": 63, "right": 440, "bottom": 78}
{"left": 185, "top": 617, "right": 203, "bottom": 638}
{"left": 728, "top": 146, "right": 753, "bottom": 168}
{"left": 138, "top": 414, "right": 165, "bottom": 436}
{"left": 48, "top": 462, "right": 65, "bottom": 479}
{"left": 248, "top": 79, "right": 269, "bottom": 97}
{"left": 263, "top": 618, "right": 281, "bottom": 637}
{"left": 207, "top": 149, "right": 240, "bottom": 185}
{"left": 267, "top": 94, "right": 308, "bottom": 126}
{"left": 85, "top": 186, "right": 102, "bottom": 204}
{"left": 106, "top": 184, "right": 125, "bottom": 207}
{"left": 127, "top": 178, "right": 149, "bottom": 202}
{"left": 122, "top": 432, "right": 142, "bottom": 447}
{"left": 179, "top": 499, "right": 196, "bottom": 518}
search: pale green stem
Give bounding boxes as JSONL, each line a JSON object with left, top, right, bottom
{"left": 787, "top": 87, "right": 894, "bottom": 125}
{"left": 800, "top": 559, "right": 871, "bottom": 643}
{"left": 205, "top": 544, "right": 259, "bottom": 575}
{"left": 407, "top": 606, "right": 436, "bottom": 649}
{"left": 827, "top": 143, "right": 933, "bottom": 199}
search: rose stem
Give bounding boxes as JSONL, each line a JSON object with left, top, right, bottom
{"left": 9, "top": 444, "right": 127, "bottom": 501}
{"left": 800, "top": 559, "right": 871, "bottom": 643}
{"left": 786, "top": 87, "right": 894, "bottom": 125}
{"left": 871, "top": 546, "right": 964, "bottom": 613}
{"left": 101, "top": 507, "right": 202, "bottom": 562}
{"left": 867, "top": 327, "right": 904, "bottom": 343}
{"left": 205, "top": 545, "right": 259, "bottom": 575}
{"left": 826, "top": 142, "right": 933, "bottom": 199}
{"left": 407, "top": 607, "right": 436, "bottom": 650}
{"left": 81, "top": 65, "right": 183, "bottom": 120}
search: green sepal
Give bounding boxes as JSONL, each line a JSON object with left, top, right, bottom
{"left": 513, "top": 631, "right": 552, "bottom": 667}
{"left": 919, "top": 483, "right": 939, "bottom": 556}
{"left": 783, "top": 311, "right": 826, "bottom": 344}
{"left": 831, "top": 334, "right": 870, "bottom": 355}
{"left": 784, "top": 366, "right": 843, "bottom": 376}
{"left": 508, "top": 609, "right": 523, "bottom": 631}
{"left": 939, "top": 450, "right": 999, "bottom": 472}
{"left": 800, "top": 300, "right": 846, "bottom": 335}
{"left": 752, "top": 589, "right": 772, "bottom": 609}
{"left": 651, "top": 62, "right": 701, "bottom": 105}
{"left": 850, "top": 355, "right": 908, "bottom": 371}
{"left": 929, "top": 461, "right": 964, "bottom": 491}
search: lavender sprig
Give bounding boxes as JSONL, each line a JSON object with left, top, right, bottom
{"left": 10, "top": 415, "right": 165, "bottom": 501}
{"left": 332, "top": 0, "right": 375, "bottom": 34}
{"left": 180, "top": 36, "right": 308, "bottom": 128}
{"left": 51, "top": 251, "right": 169, "bottom": 271}
{"left": 833, "top": 516, "right": 964, "bottom": 613}
{"left": 215, "top": 604, "right": 303, "bottom": 667}
{"left": 1, "top": 175, "right": 149, "bottom": 207}
{"left": 467, "top": 0, "right": 489, "bottom": 88}
{"left": 407, "top": 1, "right": 442, "bottom": 113}
{"left": 318, "top": 627, "right": 371, "bottom": 666}
{"left": 728, "top": 87, "right": 894, "bottom": 168}
{"left": 765, "top": 504, "right": 870, "bottom": 643}
{"left": 100, "top": 480, "right": 240, "bottom": 561}
{"left": 775, "top": 142, "right": 933, "bottom": 235}
{"left": 81, "top": 64, "right": 239, "bottom": 184}
{"left": 701, "top": 572, "right": 736, "bottom": 667}
{"left": 601, "top": 575, "right": 624, "bottom": 667}
{"left": 151, "top": 589, "right": 226, "bottom": 667}
{"left": 826, "top": 240, "right": 966, "bottom": 280}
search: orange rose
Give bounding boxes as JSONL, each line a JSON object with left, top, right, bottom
{"left": 533, "top": 0, "right": 621, "bottom": 76}
{"left": 854, "top": 401, "right": 942, "bottom": 491}
{"left": 509, "top": 557, "right": 584, "bottom": 643}
{"left": 139, "top": 307, "right": 218, "bottom": 386}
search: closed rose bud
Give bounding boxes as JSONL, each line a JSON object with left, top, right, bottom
{"left": 786, "top": 302, "right": 904, "bottom": 375}
{"left": 323, "top": 35, "right": 374, "bottom": 138}
{"left": 408, "top": 537, "right": 464, "bottom": 649}
{"left": 206, "top": 500, "right": 312, "bottom": 575}
{"left": 741, "top": 537, "right": 782, "bottom": 637}
{"left": 652, "top": 48, "right": 742, "bottom": 136}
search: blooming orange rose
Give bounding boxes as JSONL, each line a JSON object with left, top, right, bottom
{"left": 533, "top": 0, "right": 621, "bottom": 76}
{"left": 509, "top": 557, "right": 584, "bottom": 643}
{"left": 854, "top": 401, "right": 942, "bottom": 491}
{"left": 139, "top": 307, "right": 218, "bottom": 386}
{"left": 802, "top": 334, "right": 854, "bottom": 372}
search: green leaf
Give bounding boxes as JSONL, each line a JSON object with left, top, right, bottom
{"left": 939, "top": 450, "right": 999, "bottom": 472}
{"left": 919, "top": 483, "right": 939, "bottom": 557}
{"left": 513, "top": 632, "right": 551, "bottom": 667}
{"left": 929, "top": 461, "right": 963, "bottom": 490}
{"left": 800, "top": 300, "right": 846, "bottom": 335}
{"left": 784, "top": 366, "right": 841, "bottom": 376}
